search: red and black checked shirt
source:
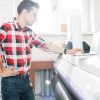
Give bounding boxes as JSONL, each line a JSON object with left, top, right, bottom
{"left": 0, "top": 19, "right": 48, "bottom": 74}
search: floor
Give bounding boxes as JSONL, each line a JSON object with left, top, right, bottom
{"left": 35, "top": 95, "right": 55, "bottom": 100}
{"left": 0, "top": 95, "right": 55, "bottom": 100}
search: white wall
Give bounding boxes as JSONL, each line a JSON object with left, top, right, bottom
{"left": 81, "top": 0, "right": 91, "bottom": 33}
{"left": 90, "top": 0, "right": 100, "bottom": 32}
{"left": 0, "top": 0, "right": 95, "bottom": 50}
{"left": 52, "top": 0, "right": 82, "bottom": 35}
{"left": 0, "top": 0, "right": 22, "bottom": 25}
{"left": 0, "top": 0, "right": 15, "bottom": 25}
{"left": 93, "top": 0, "right": 100, "bottom": 32}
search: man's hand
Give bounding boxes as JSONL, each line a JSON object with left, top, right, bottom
{"left": 67, "top": 48, "right": 84, "bottom": 55}
{"left": 0, "top": 67, "right": 19, "bottom": 77}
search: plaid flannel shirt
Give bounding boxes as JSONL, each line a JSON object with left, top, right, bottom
{"left": 0, "top": 19, "right": 48, "bottom": 74}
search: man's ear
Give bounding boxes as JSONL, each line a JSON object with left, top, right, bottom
{"left": 21, "top": 9, "right": 28, "bottom": 16}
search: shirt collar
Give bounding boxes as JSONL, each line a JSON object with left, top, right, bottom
{"left": 13, "top": 17, "right": 30, "bottom": 32}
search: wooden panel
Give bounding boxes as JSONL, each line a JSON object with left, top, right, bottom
{"left": 30, "top": 61, "right": 54, "bottom": 70}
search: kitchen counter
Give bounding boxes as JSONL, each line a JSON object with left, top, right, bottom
{"left": 60, "top": 54, "right": 100, "bottom": 78}
{"left": 53, "top": 54, "right": 100, "bottom": 100}
{"left": 31, "top": 47, "right": 59, "bottom": 61}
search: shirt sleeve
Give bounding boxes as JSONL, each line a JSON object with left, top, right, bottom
{"left": 0, "top": 24, "right": 7, "bottom": 44}
{"left": 30, "top": 33, "right": 49, "bottom": 51}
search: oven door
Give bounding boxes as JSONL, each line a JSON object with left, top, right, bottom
{"left": 52, "top": 75, "right": 75, "bottom": 100}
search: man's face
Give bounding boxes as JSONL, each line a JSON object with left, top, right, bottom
{"left": 25, "top": 7, "right": 38, "bottom": 26}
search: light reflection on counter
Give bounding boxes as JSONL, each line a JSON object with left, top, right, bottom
{"left": 54, "top": 54, "right": 100, "bottom": 100}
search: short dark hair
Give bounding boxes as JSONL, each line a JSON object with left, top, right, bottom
{"left": 17, "top": 0, "right": 39, "bottom": 14}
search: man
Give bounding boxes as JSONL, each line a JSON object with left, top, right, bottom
{"left": 0, "top": 0, "right": 83, "bottom": 100}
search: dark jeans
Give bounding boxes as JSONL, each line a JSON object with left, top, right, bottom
{"left": 1, "top": 74, "right": 35, "bottom": 100}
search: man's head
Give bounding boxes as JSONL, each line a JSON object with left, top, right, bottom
{"left": 17, "top": 0, "right": 39, "bottom": 26}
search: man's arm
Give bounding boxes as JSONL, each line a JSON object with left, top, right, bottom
{"left": 0, "top": 55, "right": 19, "bottom": 77}
{"left": 0, "top": 24, "right": 19, "bottom": 77}
{"left": 0, "top": 24, "right": 7, "bottom": 74}
{"left": 31, "top": 33, "right": 83, "bottom": 55}
{"left": 46, "top": 42, "right": 64, "bottom": 54}
{"left": 46, "top": 42, "right": 84, "bottom": 55}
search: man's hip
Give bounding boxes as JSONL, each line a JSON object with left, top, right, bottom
{"left": 1, "top": 74, "right": 35, "bottom": 100}
{"left": 1, "top": 74, "right": 31, "bottom": 92}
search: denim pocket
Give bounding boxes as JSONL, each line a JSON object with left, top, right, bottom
{"left": 2, "top": 79, "right": 19, "bottom": 96}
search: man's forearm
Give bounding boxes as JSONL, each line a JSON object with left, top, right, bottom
{"left": 47, "top": 43, "right": 64, "bottom": 54}
{"left": 0, "top": 64, "right": 4, "bottom": 77}
{"left": 46, "top": 42, "right": 84, "bottom": 55}
{"left": 0, "top": 59, "right": 5, "bottom": 75}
